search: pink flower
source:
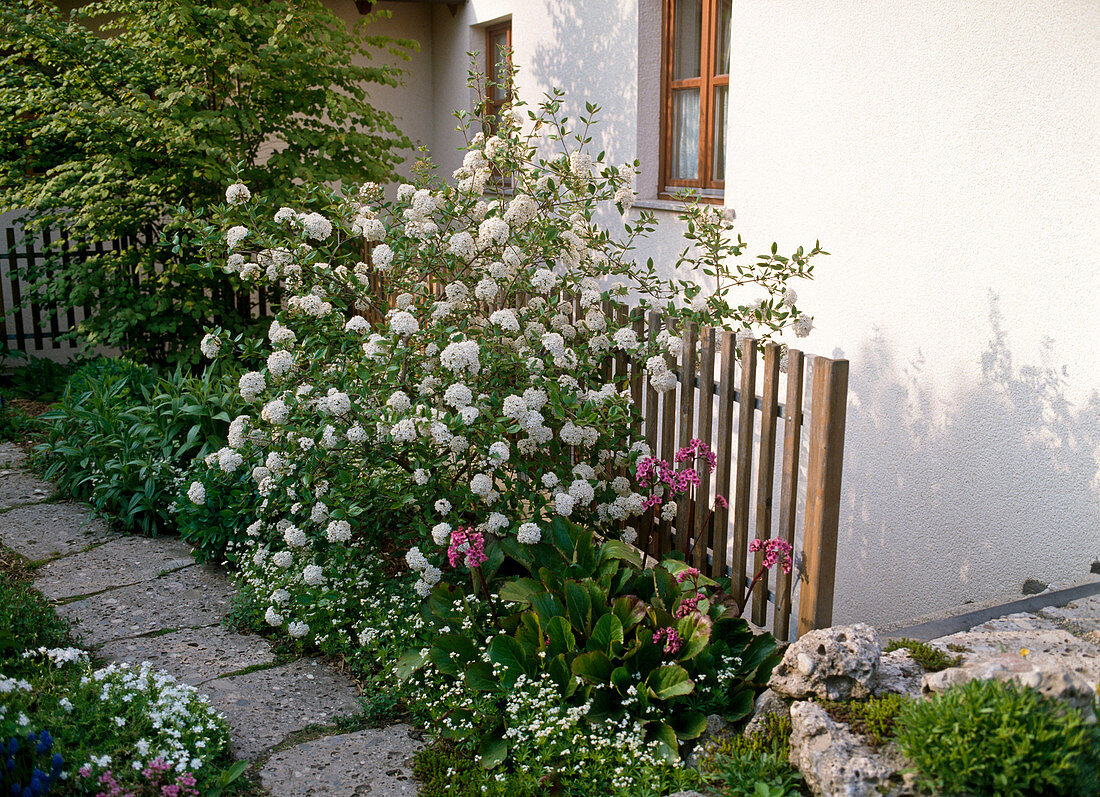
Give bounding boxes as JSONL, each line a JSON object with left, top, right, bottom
{"left": 447, "top": 527, "right": 487, "bottom": 569}
{"left": 675, "top": 593, "right": 702, "bottom": 618}
{"left": 653, "top": 626, "right": 683, "bottom": 656}
{"left": 674, "top": 566, "right": 701, "bottom": 584}
{"left": 748, "top": 537, "right": 794, "bottom": 573}
{"left": 714, "top": 494, "right": 728, "bottom": 509}
{"left": 642, "top": 493, "right": 662, "bottom": 510}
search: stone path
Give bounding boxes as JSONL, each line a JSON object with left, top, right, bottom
{"left": 0, "top": 443, "right": 421, "bottom": 796}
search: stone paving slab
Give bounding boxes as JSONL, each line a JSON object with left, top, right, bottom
{"left": 34, "top": 534, "right": 195, "bottom": 600}
{"left": 259, "top": 725, "right": 421, "bottom": 796}
{"left": 0, "top": 502, "right": 112, "bottom": 561}
{"left": 201, "top": 659, "right": 363, "bottom": 760}
{"left": 0, "top": 470, "right": 56, "bottom": 510}
{"left": 0, "top": 442, "right": 27, "bottom": 469}
{"left": 55, "top": 565, "right": 234, "bottom": 645}
{"left": 97, "top": 624, "right": 275, "bottom": 684}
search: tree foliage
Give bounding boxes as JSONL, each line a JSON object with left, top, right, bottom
{"left": 0, "top": 0, "right": 416, "bottom": 365}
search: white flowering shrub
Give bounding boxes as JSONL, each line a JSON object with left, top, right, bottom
{"left": 189, "top": 68, "right": 821, "bottom": 785}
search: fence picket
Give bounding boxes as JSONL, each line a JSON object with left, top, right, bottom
{"left": 711, "top": 330, "right": 737, "bottom": 581}
{"left": 751, "top": 342, "right": 781, "bottom": 626}
{"left": 675, "top": 322, "right": 698, "bottom": 554}
{"left": 798, "top": 357, "right": 850, "bottom": 635}
{"left": 774, "top": 348, "right": 805, "bottom": 640}
{"left": 692, "top": 325, "right": 716, "bottom": 569}
{"left": 731, "top": 336, "right": 757, "bottom": 597}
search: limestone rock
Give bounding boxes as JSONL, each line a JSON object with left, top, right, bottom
{"left": 788, "top": 701, "right": 914, "bottom": 797}
{"left": 922, "top": 655, "right": 1098, "bottom": 717}
{"left": 743, "top": 688, "right": 790, "bottom": 736}
{"left": 871, "top": 649, "right": 924, "bottom": 698}
{"left": 770, "top": 624, "right": 881, "bottom": 701}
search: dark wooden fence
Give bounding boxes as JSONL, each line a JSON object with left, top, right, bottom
{"left": 0, "top": 226, "right": 269, "bottom": 355}
{"left": 597, "top": 309, "right": 848, "bottom": 640}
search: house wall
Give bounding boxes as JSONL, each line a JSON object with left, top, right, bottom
{"left": 726, "top": 0, "right": 1100, "bottom": 625}
{"left": 421, "top": 0, "right": 1100, "bottom": 627}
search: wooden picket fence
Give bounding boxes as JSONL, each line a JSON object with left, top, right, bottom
{"left": 611, "top": 309, "right": 848, "bottom": 640}
{"left": 0, "top": 226, "right": 271, "bottom": 355}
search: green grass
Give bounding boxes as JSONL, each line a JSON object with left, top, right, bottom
{"left": 884, "top": 637, "right": 962, "bottom": 671}
{"left": 698, "top": 713, "right": 806, "bottom": 797}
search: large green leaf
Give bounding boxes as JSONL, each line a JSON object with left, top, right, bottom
{"left": 586, "top": 613, "right": 624, "bottom": 654}
{"left": 674, "top": 612, "right": 713, "bottom": 661}
{"left": 599, "top": 539, "right": 642, "bottom": 568}
{"left": 479, "top": 730, "right": 508, "bottom": 770}
{"left": 612, "top": 595, "right": 647, "bottom": 631}
{"left": 392, "top": 648, "right": 427, "bottom": 681}
{"left": 545, "top": 615, "right": 576, "bottom": 656}
{"left": 670, "top": 708, "right": 708, "bottom": 740}
{"left": 464, "top": 661, "right": 499, "bottom": 693}
{"left": 564, "top": 580, "right": 592, "bottom": 634}
{"left": 430, "top": 633, "right": 479, "bottom": 677}
{"left": 646, "top": 722, "right": 680, "bottom": 761}
{"left": 721, "top": 687, "right": 756, "bottom": 722}
{"left": 498, "top": 577, "right": 543, "bottom": 606}
{"left": 530, "top": 591, "right": 566, "bottom": 623}
{"left": 646, "top": 664, "right": 694, "bottom": 700}
{"left": 571, "top": 650, "right": 614, "bottom": 684}
{"left": 487, "top": 635, "right": 529, "bottom": 686}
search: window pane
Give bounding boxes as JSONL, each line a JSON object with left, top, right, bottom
{"left": 670, "top": 88, "right": 700, "bottom": 181}
{"left": 712, "top": 85, "right": 727, "bottom": 181}
{"left": 715, "top": 0, "right": 732, "bottom": 75}
{"left": 673, "top": 0, "right": 702, "bottom": 80}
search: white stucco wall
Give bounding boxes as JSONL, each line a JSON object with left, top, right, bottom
{"left": 726, "top": 0, "right": 1100, "bottom": 625}
{"left": 403, "top": 0, "right": 1100, "bottom": 627}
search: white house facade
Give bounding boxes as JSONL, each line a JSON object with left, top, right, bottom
{"left": 336, "top": 0, "right": 1100, "bottom": 628}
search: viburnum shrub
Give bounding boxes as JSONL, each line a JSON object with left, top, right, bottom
{"left": 188, "top": 68, "right": 821, "bottom": 775}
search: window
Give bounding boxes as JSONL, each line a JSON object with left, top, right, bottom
{"left": 660, "top": 0, "right": 731, "bottom": 199}
{"left": 483, "top": 21, "right": 512, "bottom": 135}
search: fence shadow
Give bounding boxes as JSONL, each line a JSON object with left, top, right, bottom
{"left": 835, "top": 293, "right": 1100, "bottom": 626}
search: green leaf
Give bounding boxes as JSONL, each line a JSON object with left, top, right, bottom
{"left": 545, "top": 615, "right": 575, "bottom": 656}
{"left": 646, "top": 664, "right": 694, "bottom": 700}
{"left": 530, "top": 591, "right": 566, "bottom": 623}
{"left": 498, "top": 577, "right": 542, "bottom": 606}
{"left": 392, "top": 648, "right": 427, "bottom": 681}
{"left": 479, "top": 730, "right": 508, "bottom": 770}
{"left": 487, "top": 635, "right": 529, "bottom": 686}
{"left": 670, "top": 708, "right": 708, "bottom": 740}
{"left": 646, "top": 722, "right": 680, "bottom": 761}
{"left": 564, "top": 580, "right": 592, "bottom": 634}
{"left": 463, "top": 661, "right": 499, "bottom": 693}
{"left": 571, "top": 650, "right": 613, "bottom": 684}
{"left": 600, "top": 539, "right": 642, "bottom": 568}
{"left": 586, "top": 613, "right": 624, "bottom": 654}
{"left": 612, "top": 596, "right": 647, "bottom": 630}
{"left": 721, "top": 687, "right": 756, "bottom": 722}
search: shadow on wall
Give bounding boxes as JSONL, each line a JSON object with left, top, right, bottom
{"left": 834, "top": 293, "right": 1100, "bottom": 627}
{"left": 526, "top": 1, "right": 636, "bottom": 161}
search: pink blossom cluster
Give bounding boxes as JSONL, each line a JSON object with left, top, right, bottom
{"left": 635, "top": 441, "right": 725, "bottom": 515}
{"left": 748, "top": 537, "right": 794, "bottom": 574}
{"left": 674, "top": 566, "right": 701, "bottom": 584}
{"left": 653, "top": 626, "right": 683, "bottom": 656}
{"left": 447, "top": 527, "right": 487, "bottom": 569}
{"left": 674, "top": 593, "right": 702, "bottom": 618}
{"left": 86, "top": 760, "right": 198, "bottom": 797}
{"left": 675, "top": 438, "right": 718, "bottom": 473}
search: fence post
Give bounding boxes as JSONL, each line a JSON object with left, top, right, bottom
{"left": 797, "top": 356, "right": 849, "bottom": 636}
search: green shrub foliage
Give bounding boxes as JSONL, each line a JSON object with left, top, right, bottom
{"left": 36, "top": 359, "right": 246, "bottom": 535}
{"left": 0, "top": 0, "right": 416, "bottom": 365}
{"left": 895, "top": 678, "right": 1099, "bottom": 797}
{"left": 883, "top": 637, "right": 961, "bottom": 672}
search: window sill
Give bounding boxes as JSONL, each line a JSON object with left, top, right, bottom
{"left": 633, "top": 197, "right": 734, "bottom": 216}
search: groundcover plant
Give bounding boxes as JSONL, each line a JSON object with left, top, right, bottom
{"left": 186, "top": 67, "right": 823, "bottom": 790}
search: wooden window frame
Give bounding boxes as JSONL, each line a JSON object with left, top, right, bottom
{"left": 659, "top": 0, "right": 730, "bottom": 202}
{"left": 483, "top": 21, "right": 512, "bottom": 133}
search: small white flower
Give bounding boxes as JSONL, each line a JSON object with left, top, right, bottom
{"left": 302, "top": 565, "right": 325, "bottom": 586}
{"left": 187, "top": 482, "right": 206, "bottom": 506}
{"left": 225, "top": 183, "right": 251, "bottom": 205}
{"left": 226, "top": 226, "right": 248, "bottom": 250}
{"left": 517, "top": 523, "right": 541, "bottom": 544}
{"left": 200, "top": 334, "right": 221, "bottom": 359}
